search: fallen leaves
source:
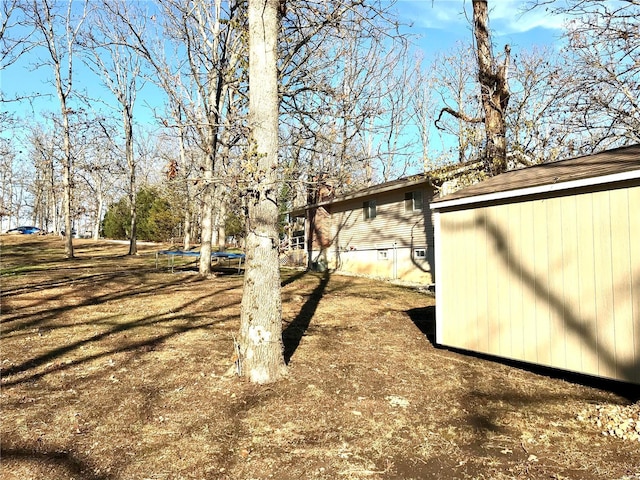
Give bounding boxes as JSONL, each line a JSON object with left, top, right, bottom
{"left": 577, "top": 403, "right": 640, "bottom": 442}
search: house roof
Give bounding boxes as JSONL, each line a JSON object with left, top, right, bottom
{"left": 430, "top": 144, "right": 640, "bottom": 210}
{"left": 288, "top": 159, "right": 484, "bottom": 217}
{"left": 288, "top": 174, "right": 428, "bottom": 217}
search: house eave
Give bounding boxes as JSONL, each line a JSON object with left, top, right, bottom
{"left": 288, "top": 175, "right": 431, "bottom": 216}
{"left": 430, "top": 169, "right": 640, "bottom": 211}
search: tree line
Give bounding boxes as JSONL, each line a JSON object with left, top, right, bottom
{"left": 2, "top": 0, "right": 637, "bottom": 258}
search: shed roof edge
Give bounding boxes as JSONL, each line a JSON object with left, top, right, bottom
{"left": 430, "top": 169, "right": 640, "bottom": 210}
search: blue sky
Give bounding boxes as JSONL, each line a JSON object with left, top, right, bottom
{"left": 395, "top": 0, "right": 568, "bottom": 59}
{"left": 1, "top": 0, "right": 570, "bottom": 136}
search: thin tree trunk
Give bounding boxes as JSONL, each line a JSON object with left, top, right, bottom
{"left": 216, "top": 199, "right": 226, "bottom": 250}
{"left": 94, "top": 187, "right": 103, "bottom": 241}
{"left": 48, "top": 154, "right": 57, "bottom": 234}
{"left": 124, "top": 107, "right": 137, "bottom": 255}
{"left": 237, "top": 0, "right": 286, "bottom": 384}
{"left": 211, "top": 181, "right": 228, "bottom": 250}
{"left": 183, "top": 209, "right": 192, "bottom": 251}
{"left": 60, "top": 97, "right": 74, "bottom": 258}
{"left": 178, "top": 122, "right": 191, "bottom": 250}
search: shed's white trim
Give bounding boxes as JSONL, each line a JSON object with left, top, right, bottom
{"left": 433, "top": 210, "right": 444, "bottom": 345}
{"left": 430, "top": 169, "right": 640, "bottom": 210}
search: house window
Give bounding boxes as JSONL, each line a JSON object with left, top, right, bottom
{"left": 414, "top": 248, "right": 426, "bottom": 260}
{"left": 291, "top": 234, "right": 305, "bottom": 250}
{"left": 404, "top": 191, "right": 423, "bottom": 212}
{"left": 377, "top": 249, "right": 388, "bottom": 260}
{"left": 363, "top": 199, "right": 377, "bottom": 220}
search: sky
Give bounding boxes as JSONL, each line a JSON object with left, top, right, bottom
{"left": 1, "top": 0, "right": 571, "bottom": 154}
{"left": 2, "top": 1, "right": 569, "bottom": 113}
{"left": 394, "top": 0, "right": 567, "bottom": 59}
{"left": 1, "top": 0, "right": 573, "bottom": 228}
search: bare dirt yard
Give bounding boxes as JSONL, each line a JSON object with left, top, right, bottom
{"left": 1, "top": 235, "right": 639, "bottom": 480}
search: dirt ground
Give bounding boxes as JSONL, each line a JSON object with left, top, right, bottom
{"left": 1, "top": 235, "right": 639, "bottom": 480}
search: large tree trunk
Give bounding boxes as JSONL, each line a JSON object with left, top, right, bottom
{"left": 237, "top": 0, "right": 286, "bottom": 384}
{"left": 472, "top": 0, "right": 510, "bottom": 176}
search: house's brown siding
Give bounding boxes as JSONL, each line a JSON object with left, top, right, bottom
{"left": 308, "top": 207, "right": 331, "bottom": 250}
{"left": 436, "top": 183, "right": 640, "bottom": 384}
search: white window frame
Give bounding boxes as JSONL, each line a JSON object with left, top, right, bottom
{"left": 413, "top": 248, "right": 427, "bottom": 260}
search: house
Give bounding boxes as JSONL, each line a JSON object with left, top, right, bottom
{"left": 430, "top": 144, "right": 640, "bottom": 384}
{"left": 285, "top": 160, "right": 485, "bottom": 284}
{"left": 287, "top": 174, "right": 437, "bottom": 284}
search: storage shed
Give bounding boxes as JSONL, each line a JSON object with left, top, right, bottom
{"left": 430, "top": 144, "right": 640, "bottom": 384}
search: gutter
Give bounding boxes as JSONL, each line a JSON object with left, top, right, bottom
{"left": 430, "top": 169, "right": 640, "bottom": 211}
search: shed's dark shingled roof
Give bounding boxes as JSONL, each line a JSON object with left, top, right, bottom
{"left": 431, "top": 144, "right": 640, "bottom": 204}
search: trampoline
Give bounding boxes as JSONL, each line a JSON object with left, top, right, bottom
{"left": 156, "top": 250, "right": 245, "bottom": 273}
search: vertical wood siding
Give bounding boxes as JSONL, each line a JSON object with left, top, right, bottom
{"left": 436, "top": 184, "right": 640, "bottom": 384}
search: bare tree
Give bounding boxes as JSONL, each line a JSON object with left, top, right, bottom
{"left": 26, "top": 123, "right": 60, "bottom": 232}
{"left": 1, "top": 0, "right": 35, "bottom": 71}
{"left": 525, "top": 0, "right": 640, "bottom": 150}
{"left": 433, "top": 41, "right": 485, "bottom": 165}
{"left": 74, "top": 130, "right": 120, "bottom": 240}
{"left": 0, "top": 135, "right": 24, "bottom": 231}
{"left": 409, "top": 54, "right": 440, "bottom": 171}
{"left": 236, "top": 0, "right": 287, "bottom": 384}
{"left": 506, "top": 46, "right": 576, "bottom": 165}
{"left": 81, "top": 0, "right": 146, "bottom": 255}
{"left": 162, "top": 102, "right": 199, "bottom": 250}
{"left": 161, "top": 0, "right": 243, "bottom": 273}
{"left": 114, "top": 0, "right": 247, "bottom": 274}
{"left": 434, "top": 0, "right": 510, "bottom": 175}
{"left": 364, "top": 44, "right": 421, "bottom": 182}
{"left": 278, "top": 0, "right": 411, "bottom": 211}
{"left": 472, "top": 0, "right": 510, "bottom": 174}
{"left": 21, "top": 0, "right": 89, "bottom": 257}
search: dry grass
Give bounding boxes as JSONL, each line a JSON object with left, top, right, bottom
{"left": 1, "top": 235, "right": 639, "bottom": 480}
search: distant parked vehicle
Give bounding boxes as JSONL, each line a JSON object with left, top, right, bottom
{"left": 6, "top": 226, "right": 42, "bottom": 235}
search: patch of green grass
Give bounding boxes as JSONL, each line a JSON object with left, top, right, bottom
{"left": 0, "top": 263, "right": 58, "bottom": 276}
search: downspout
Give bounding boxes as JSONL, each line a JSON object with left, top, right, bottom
{"left": 393, "top": 241, "right": 398, "bottom": 280}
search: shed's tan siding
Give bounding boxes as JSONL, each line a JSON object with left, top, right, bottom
{"left": 435, "top": 184, "right": 640, "bottom": 384}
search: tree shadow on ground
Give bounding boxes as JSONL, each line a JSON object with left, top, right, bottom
{"left": 282, "top": 271, "right": 330, "bottom": 363}
{"left": 1, "top": 444, "right": 113, "bottom": 480}
{"left": 1, "top": 272, "right": 240, "bottom": 387}
{"left": 280, "top": 269, "right": 308, "bottom": 287}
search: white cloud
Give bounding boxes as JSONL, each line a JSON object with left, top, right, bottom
{"left": 397, "top": 0, "right": 471, "bottom": 29}
{"left": 396, "top": 0, "right": 568, "bottom": 34}
{"left": 488, "top": 2, "right": 569, "bottom": 34}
